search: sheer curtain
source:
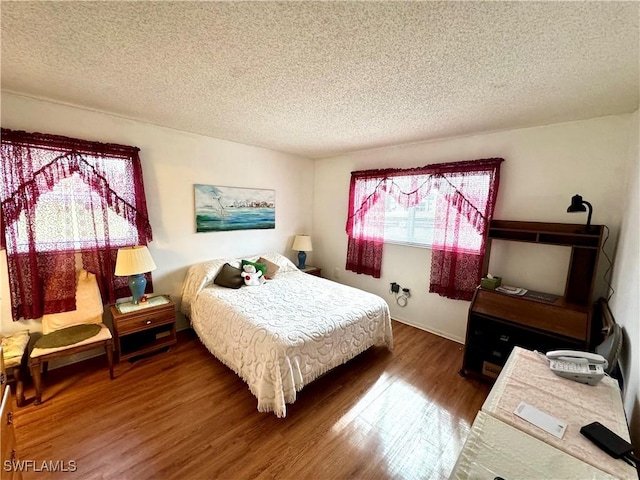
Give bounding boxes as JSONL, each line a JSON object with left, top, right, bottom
{"left": 345, "top": 158, "right": 503, "bottom": 300}
{"left": 1, "top": 129, "right": 153, "bottom": 321}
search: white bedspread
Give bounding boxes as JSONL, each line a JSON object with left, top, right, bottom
{"left": 184, "top": 255, "right": 392, "bottom": 417}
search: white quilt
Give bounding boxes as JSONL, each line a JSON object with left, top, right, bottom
{"left": 181, "top": 253, "right": 393, "bottom": 417}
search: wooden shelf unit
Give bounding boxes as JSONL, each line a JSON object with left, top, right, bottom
{"left": 462, "top": 220, "right": 604, "bottom": 381}
{"left": 485, "top": 221, "right": 603, "bottom": 307}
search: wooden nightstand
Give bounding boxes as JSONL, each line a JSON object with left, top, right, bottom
{"left": 109, "top": 295, "right": 176, "bottom": 362}
{"left": 300, "top": 266, "right": 321, "bottom": 277}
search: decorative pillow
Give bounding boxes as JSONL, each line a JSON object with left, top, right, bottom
{"left": 257, "top": 257, "right": 280, "bottom": 279}
{"left": 213, "top": 263, "right": 244, "bottom": 289}
{"left": 42, "top": 270, "right": 103, "bottom": 335}
{"left": 257, "top": 252, "right": 299, "bottom": 273}
{"left": 241, "top": 260, "right": 267, "bottom": 277}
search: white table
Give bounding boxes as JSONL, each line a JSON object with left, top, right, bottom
{"left": 451, "top": 411, "right": 615, "bottom": 480}
{"left": 452, "top": 346, "right": 636, "bottom": 479}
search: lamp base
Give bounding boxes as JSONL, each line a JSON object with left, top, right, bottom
{"left": 297, "top": 251, "right": 307, "bottom": 270}
{"left": 128, "top": 273, "right": 147, "bottom": 304}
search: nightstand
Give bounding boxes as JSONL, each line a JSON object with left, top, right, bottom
{"left": 300, "top": 266, "right": 321, "bottom": 277}
{"left": 109, "top": 295, "right": 176, "bottom": 362}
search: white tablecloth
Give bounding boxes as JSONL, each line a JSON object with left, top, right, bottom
{"left": 481, "top": 347, "right": 635, "bottom": 479}
{"left": 451, "top": 411, "right": 615, "bottom": 480}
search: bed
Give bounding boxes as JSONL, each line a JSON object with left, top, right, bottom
{"left": 181, "top": 252, "right": 393, "bottom": 417}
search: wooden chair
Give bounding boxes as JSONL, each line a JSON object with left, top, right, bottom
{"left": 29, "top": 270, "right": 114, "bottom": 405}
{"left": 1, "top": 347, "right": 23, "bottom": 480}
{"left": 0, "top": 330, "right": 30, "bottom": 406}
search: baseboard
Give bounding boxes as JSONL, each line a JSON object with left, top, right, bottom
{"left": 391, "top": 316, "right": 465, "bottom": 344}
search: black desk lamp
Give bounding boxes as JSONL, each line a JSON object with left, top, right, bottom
{"left": 567, "top": 194, "right": 593, "bottom": 231}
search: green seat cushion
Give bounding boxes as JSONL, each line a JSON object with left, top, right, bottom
{"left": 34, "top": 324, "right": 102, "bottom": 349}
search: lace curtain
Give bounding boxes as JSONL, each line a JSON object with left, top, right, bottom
{"left": 345, "top": 158, "right": 503, "bottom": 300}
{"left": 1, "top": 128, "right": 153, "bottom": 321}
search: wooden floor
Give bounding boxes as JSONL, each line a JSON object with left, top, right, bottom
{"left": 12, "top": 321, "right": 490, "bottom": 480}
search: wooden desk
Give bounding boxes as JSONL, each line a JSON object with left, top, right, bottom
{"left": 462, "top": 221, "right": 605, "bottom": 381}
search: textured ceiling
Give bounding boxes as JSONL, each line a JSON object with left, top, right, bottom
{"left": 2, "top": 1, "right": 639, "bottom": 159}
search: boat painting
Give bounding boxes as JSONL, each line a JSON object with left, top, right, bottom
{"left": 194, "top": 184, "right": 275, "bottom": 232}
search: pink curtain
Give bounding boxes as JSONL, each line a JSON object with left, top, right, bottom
{"left": 345, "top": 173, "right": 387, "bottom": 278}
{"left": 1, "top": 128, "right": 153, "bottom": 320}
{"left": 345, "top": 158, "right": 503, "bottom": 299}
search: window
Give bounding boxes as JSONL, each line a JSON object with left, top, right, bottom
{"left": 1, "top": 128, "right": 152, "bottom": 321}
{"left": 10, "top": 171, "right": 140, "bottom": 253}
{"left": 383, "top": 191, "right": 437, "bottom": 247}
{"left": 345, "top": 158, "right": 503, "bottom": 299}
{"left": 382, "top": 174, "right": 486, "bottom": 253}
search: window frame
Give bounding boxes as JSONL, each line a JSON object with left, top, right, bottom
{"left": 382, "top": 188, "right": 438, "bottom": 248}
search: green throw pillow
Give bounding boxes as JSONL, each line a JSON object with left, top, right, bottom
{"left": 214, "top": 263, "right": 244, "bottom": 289}
{"left": 241, "top": 260, "right": 267, "bottom": 277}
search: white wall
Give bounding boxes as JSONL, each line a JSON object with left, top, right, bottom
{"left": 609, "top": 110, "right": 639, "bottom": 445}
{"left": 313, "top": 114, "right": 633, "bottom": 342}
{"left": 0, "top": 92, "right": 314, "bottom": 333}
{"left": 1, "top": 93, "right": 636, "bottom": 439}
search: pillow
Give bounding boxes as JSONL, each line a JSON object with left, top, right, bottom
{"left": 42, "top": 270, "right": 104, "bottom": 334}
{"left": 257, "top": 252, "right": 299, "bottom": 273}
{"left": 257, "top": 257, "right": 280, "bottom": 279}
{"left": 181, "top": 258, "right": 240, "bottom": 316}
{"left": 213, "top": 263, "right": 244, "bottom": 289}
{"left": 241, "top": 260, "right": 267, "bottom": 277}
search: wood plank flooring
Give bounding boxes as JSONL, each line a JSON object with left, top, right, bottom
{"left": 12, "top": 321, "right": 490, "bottom": 480}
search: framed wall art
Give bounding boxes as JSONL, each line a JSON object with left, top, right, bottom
{"left": 194, "top": 184, "right": 275, "bottom": 232}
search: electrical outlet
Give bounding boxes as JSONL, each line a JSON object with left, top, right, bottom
{"left": 390, "top": 282, "right": 400, "bottom": 293}
{"left": 333, "top": 267, "right": 340, "bottom": 280}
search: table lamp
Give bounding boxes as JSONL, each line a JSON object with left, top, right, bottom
{"left": 115, "top": 246, "right": 157, "bottom": 304}
{"left": 292, "top": 235, "right": 313, "bottom": 269}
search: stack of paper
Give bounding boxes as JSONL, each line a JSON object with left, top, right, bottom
{"left": 496, "top": 285, "right": 528, "bottom": 296}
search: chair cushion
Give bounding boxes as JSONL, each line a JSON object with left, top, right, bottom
{"left": 42, "top": 270, "right": 104, "bottom": 335}
{"left": 1, "top": 330, "right": 30, "bottom": 368}
{"left": 30, "top": 324, "right": 112, "bottom": 358}
{"left": 34, "top": 324, "right": 102, "bottom": 349}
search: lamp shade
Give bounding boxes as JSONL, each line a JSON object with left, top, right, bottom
{"left": 114, "top": 246, "right": 157, "bottom": 276}
{"left": 567, "top": 194, "right": 587, "bottom": 213}
{"left": 292, "top": 235, "right": 313, "bottom": 252}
